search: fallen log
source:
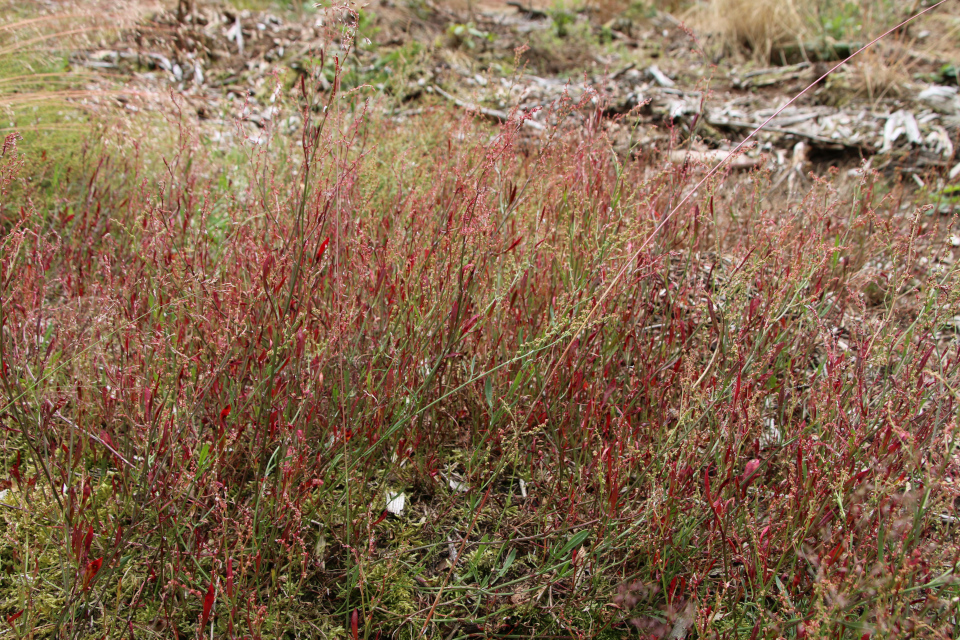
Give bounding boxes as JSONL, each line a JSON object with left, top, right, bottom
{"left": 707, "top": 116, "right": 872, "bottom": 151}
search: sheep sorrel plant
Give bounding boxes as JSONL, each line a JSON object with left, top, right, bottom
{"left": 2, "top": 4, "right": 959, "bottom": 639}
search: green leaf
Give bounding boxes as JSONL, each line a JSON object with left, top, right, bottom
{"left": 197, "top": 442, "right": 210, "bottom": 469}
{"left": 497, "top": 548, "right": 516, "bottom": 579}
{"left": 555, "top": 530, "right": 590, "bottom": 559}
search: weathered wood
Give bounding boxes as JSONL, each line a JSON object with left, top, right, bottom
{"left": 707, "top": 116, "right": 871, "bottom": 151}
{"left": 772, "top": 41, "right": 864, "bottom": 65}
{"left": 432, "top": 86, "right": 545, "bottom": 131}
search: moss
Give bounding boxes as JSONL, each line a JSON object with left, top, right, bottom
{"left": 0, "top": 485, "right": 69, "bottom": 636}
{"left": 339, "top": 558, "right": 419, "bottom": 620}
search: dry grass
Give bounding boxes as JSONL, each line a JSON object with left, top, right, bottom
{"left": 0, "top": 0, "right": 148, "bottom": 58}
{"left": 844, "top": 45, "right": 911, "bottom": 102}
{"left": 690, "top": 0, "right": 808, "bottom": 60}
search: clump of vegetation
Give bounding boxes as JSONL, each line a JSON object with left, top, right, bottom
{"left": 2, "top": 2, "right": 960, "bottom": 639}
{"left": 692, "top": 0, "right": 808, "bottom": 60}
{"left": 845, "top": 46, "right": 911, "bottom": 101}
{"left": 689, "top": 0, "right": 931, "bottom": 64}
{"left": 446, "top": 22, "right": 493, "bottom": 50}
{"left": 518, "top": 8, "right": 599, "bottom": 75}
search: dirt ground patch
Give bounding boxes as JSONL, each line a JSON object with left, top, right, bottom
{"left": 53, "top": 0, "right": 960, "bottom": 205}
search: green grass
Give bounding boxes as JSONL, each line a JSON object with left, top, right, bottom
{"left": 0, "top": 0, "right": 134, "bottom": 185}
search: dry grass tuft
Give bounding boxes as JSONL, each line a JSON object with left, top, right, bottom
{"left": 691, "top": 0, "right": 807, "bottom": 61}
{"left": 845, "top": 45, "right": 911, "bottom": 102}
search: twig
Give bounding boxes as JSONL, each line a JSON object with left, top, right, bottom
{"left": 55, "top": 411, "right": 136, "bottom": 469}
{"left": 739, "top": 61, "right": 811, "bottom": 81}
{"left": 432, "top": 85, "right": 545, "bottom": 131}
{"left": 610, "top": 63, "right": 636, "bottom": 80}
